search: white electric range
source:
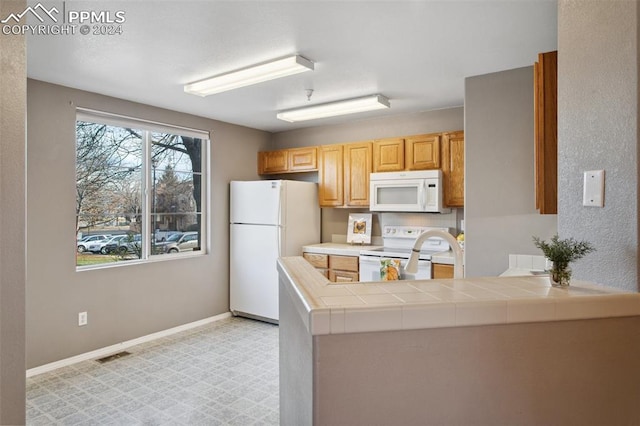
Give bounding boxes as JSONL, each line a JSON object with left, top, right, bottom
{"left": 359, "top": 226, "right": 452, "bottom": 282}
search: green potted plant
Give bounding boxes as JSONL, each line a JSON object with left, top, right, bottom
{"left": 532, "top": 234, "right": 595, "bottom": 287}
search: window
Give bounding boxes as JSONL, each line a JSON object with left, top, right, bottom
{"left": 75, "top": 109, "right": 209, "bottom": 268}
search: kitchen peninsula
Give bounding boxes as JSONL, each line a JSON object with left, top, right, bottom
{"left": 278, "top": 256, "right": 640, "bottom": 425}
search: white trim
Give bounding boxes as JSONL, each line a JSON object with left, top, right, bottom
{"left": 26, "top": 312, "right": 232, "bottom": 378}
{"left": 76, "top": 107, "right": 210, "bottom": 140}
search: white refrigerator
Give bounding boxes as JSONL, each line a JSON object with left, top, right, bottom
{"left": 230, "top": 180, "right": 320, "bottom": 322}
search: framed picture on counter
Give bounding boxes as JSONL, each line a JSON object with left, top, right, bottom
{"left": 347, "top": 213, "right": 372, "bottom": 244}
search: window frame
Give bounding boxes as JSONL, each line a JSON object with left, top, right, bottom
{"left": 75, "top": 108, "right": 210, "bottom": 270}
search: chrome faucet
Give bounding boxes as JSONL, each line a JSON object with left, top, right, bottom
{"left": 405, "top": 229, "right": 464, "bottom": 279}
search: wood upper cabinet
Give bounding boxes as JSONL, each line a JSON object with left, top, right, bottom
{"left": 405, "top": 133, "right": 440, "bottom": 170}
{"left": 318, "top": 142, "right": 372, "bottom": 207}
{"left": 258, "top": 147, "right": 317, "bottom": 175}
{"left": 288, "top": 147, "right": 317, "bottom": 172}
{"left": 259, "top": 132, "right": 464, "bottom": 209}
{"left": 534, "top": 50, "right": 557, "bottom": 214}
{"left": 442, "top": 131, "right": 465, "bottom": 208}
{"left": 318, "top": 144, "right": 344, "bottom": 207}
{"left": 372, "top": 138, "right": 404, "bottom": 172}
{"left": 258, "top": 150, "right": 288, "bottom": 174}
{"left": 343, "top": 142, "right": 372, "bottom": 206}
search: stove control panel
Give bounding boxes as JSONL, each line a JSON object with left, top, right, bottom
{"left": 383, "top": 226, "right": 450, "bottom": 239}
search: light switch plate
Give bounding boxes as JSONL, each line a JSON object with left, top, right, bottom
{"left": 583, "top": 170, "right": 604, "bottom": 207}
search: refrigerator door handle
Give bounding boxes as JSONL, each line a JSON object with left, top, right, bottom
{"left": 278, "top": 226, "right": 282, "bottom": 258}
{"left": 278, "top": 184, "right": 283, "bottom": 257}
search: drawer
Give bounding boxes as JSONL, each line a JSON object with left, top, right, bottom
{"left": 330, "top": 270, "right": 359, "bottom": 283}
{"left": 303, "top": 252, "right": 329, "bottom": 268}
{"left": 329, "top": 255, "right": 359, "bottom": 272}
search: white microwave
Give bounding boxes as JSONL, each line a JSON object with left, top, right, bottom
{"left": 369, "top": 170, "right": 450, "bottom": 213}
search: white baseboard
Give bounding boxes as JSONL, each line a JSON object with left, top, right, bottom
{"left": 26, "top": 312, "right": 232, "bottom": 378}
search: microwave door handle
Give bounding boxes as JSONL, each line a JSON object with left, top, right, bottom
{"left": 419, "top": 181, "right": 426, "bottom": 209}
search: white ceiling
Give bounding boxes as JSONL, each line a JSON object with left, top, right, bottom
{"left": 26, "top": 1, "right": 558, "bottom": 133}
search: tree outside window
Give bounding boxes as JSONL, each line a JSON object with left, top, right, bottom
{"left": 75, "top": 114, "right": 207, "bottom": 268}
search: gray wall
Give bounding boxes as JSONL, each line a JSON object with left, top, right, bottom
{"left": 465, "top": 67, "right": 557, "bottom": 277}
{"left": 558, "top": 0, "right": 639, "bottom": 291}
{"left": 0, "top": 0, "right": 26, "bottom": 422}
{"left": 279, "top": 277, "right": 313, "bottom": 425}
{"left": 27, "top": 80, "right": 271, "bottom": 368}
{"left": 312, "top": 317, "right": 640, "bottom": 425}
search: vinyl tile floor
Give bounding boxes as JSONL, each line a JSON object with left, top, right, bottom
{"left": 26, "top": 317, "right": 280, "bottom": 425}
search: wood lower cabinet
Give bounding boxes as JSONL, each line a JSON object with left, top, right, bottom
{"left": 328, "top": 255, "right": 359, "bottom": 282}
{"left": 405, "top": 133, "right": 440, "bottom": 170}
{"left": 258, "top": 147, "right": 317, "bottom": 175}
{"left": 303, "top": 252, "right": 330, "bottom": 278}
{"left": 303, "top": 252, "right": 359, "bottom": 282}
{"left": 442, "top": 131, "right": 464, "bottom": 208}
{"left": 373, "top": 138, "right": 404, "bottom": 172}
{"left": 534, "top": 50, "right": 557, "bottom": 214}
{"left": 432, "top": 263, "right": 454, "bottom": 279}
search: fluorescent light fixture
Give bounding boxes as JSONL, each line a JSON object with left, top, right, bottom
{"left": 184, "top": 55, "right": 314, "bottom": 97}
{"left": 277, "top": 94, "right": 390, "bottom": 122}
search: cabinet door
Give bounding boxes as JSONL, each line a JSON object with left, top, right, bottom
{"left": 344, "top": 142, "right": 372, "bottom": 206}
{"left": 329, "top": 255, "right": 359, "bottom": 272}
{"left": 534, "top": 51, "right": 557, "bottom": 214}
{"left": 432, "top": 263, "right": 454, "bottom": 279}
{"left": 405, "top": 134, "right": 440, "bottom": 170}
{"left": 289, "top": 147, "right": 318, "bottom": 172}
{"left": 330, "top": 270, "right": 359, "bottom": 283}
{"left": 258, "top": 150, "right": 288, "bottom": 174}
{"left": 442, "top": 131, "right": 465, "bottom": 208}
{"left": 318, "top": 145, "right": 344, "bottom": 207}
{"left": 373, "top": 138, "right": 404, "bottom": 172}
{"left": 303, "top": 252, "right": 329, "bottom": 268}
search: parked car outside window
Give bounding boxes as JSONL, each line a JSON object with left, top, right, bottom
{"left": 117, "top": 234, "right": 143, "bottom": 255}
{"left": 98, "top": 235, "right": 129, "bottom": 254}
{"left": 77, "top": 235, "right": 111, "bottom": 253}
{"left": 162, "top": 232, "right": 200, "bottom": 253}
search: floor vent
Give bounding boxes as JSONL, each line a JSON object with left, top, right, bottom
{"left": 96, "top": 351, "right": 132, "bottom": 363}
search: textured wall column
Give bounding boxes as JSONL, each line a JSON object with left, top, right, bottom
{"left": 558, "top": 0, "right": 639, "bottom": 290}
{"left": 0, "top": 0, "right": 27, "bottom": 423}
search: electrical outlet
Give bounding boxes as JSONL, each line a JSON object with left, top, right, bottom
{"left": 78, "top": 311, "right": 88, "bottom": 326}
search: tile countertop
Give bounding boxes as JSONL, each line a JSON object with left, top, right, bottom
{"left": 277, "top": 256, "right": 640, "bottom": 336}
{"left": 303, "top": 242, "right": 382, "bottom": 257}
{"left": 430, "top": 250, "right": 455, "bottom": 265}
{"left": 303, "top": 242, "right": 455, "bottom": 264}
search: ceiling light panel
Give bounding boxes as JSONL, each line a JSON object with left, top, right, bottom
{"left": 277, "top": 94, "right": 390, "bottom": 122}
{"left": 184, "top": 55, "right": 314, "bottom": 97}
